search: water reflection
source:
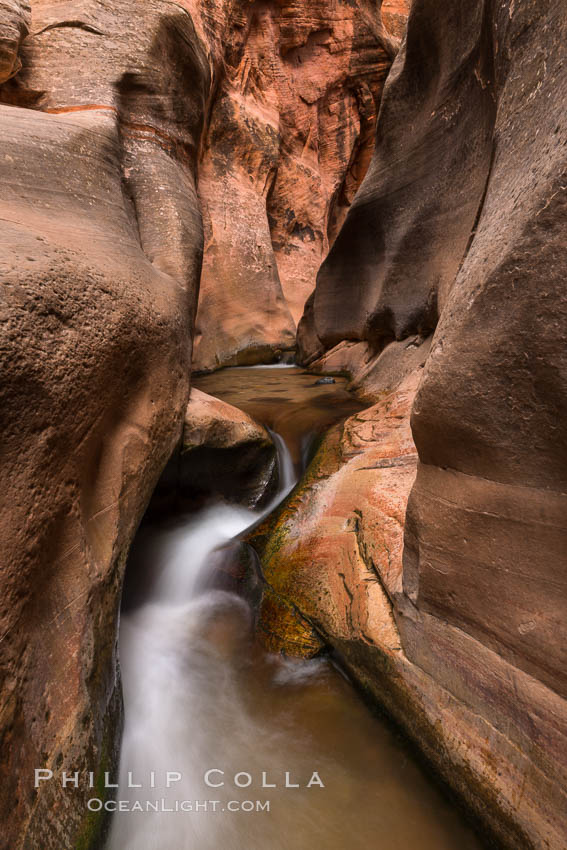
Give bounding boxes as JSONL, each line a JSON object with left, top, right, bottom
{"left": 109, "top": 505, "right": 483, "bottom": 850}
{"left": 108, "top": 369, "right": 484, "bottom": 849}
{"left": 193, "top": 366, "right": 364, "bottom": 471}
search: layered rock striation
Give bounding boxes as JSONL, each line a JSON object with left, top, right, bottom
{"left": 297, "top": 0, "right": 496, "bottom": 364}
{"left": 193, "top": 0, "right": 409, "bottom": 371}
{"left": 4, "top": 0, "right": 566, "bottom": 849}
{"left": 259, "top": 1, "right": 567, "bottom": 848}
{"left": 0, "top": 2, "right": 211, "bottom": 847}
{"left": 0, "top": 3, "right": 411, "bottom": 845}
{"left": 0, "top": 0, "right": 29, "bottom": 82}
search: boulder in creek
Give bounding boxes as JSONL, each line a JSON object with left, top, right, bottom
{"left": 178, "top": 389, "right": 278, "bottom": 510}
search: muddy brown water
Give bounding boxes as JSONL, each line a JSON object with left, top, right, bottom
{"left": 193, "top": 365, "right": 365, "bottom": 472}
{"left": 108, "top": 366, "right": 485, "bottom": 850}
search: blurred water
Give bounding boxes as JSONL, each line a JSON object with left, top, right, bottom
{"left": 266, "top": 429, "right": 296, "bottom": 499}
{"left": 108, "top": 388, "right": 484, "bottom": 850}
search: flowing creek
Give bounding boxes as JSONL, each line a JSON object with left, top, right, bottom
{"left": 108, "top": 367, "right": 484, "bottom": 850}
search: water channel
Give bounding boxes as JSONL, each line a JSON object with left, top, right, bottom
{"left": 108, "top": 367, "right": 484, "bottom": 850}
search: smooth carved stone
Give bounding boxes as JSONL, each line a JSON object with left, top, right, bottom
{"left": 0, "top": 103, "right": 196, "bottom": 850}
{"left": 0, "top": 3, "right": 214, "bottom": 847}
{"left": 405, "top": 0, "right": 567, "bottom": 765}
{"left": 0, "top": 0, "right": 29, "bottom": 82}
{"left": 184, "top": 388, "right": 273, "bottom": 452}
{"left": 298, "top": 0, "right": 496, "bottom": 361}
{"left": 179, "top": 388, "right": 278, "bottom": 508}
{"left": 0, "top": 7, "right": 413, "bottom": 842}
{"left": 192, "top": 0, "right": 408, "bottom": 372}
{"left": 254, "top": 370, "right": 567, "bottom": 850}
{"left": 270, "top": 1, "right": 567, "bottom": 847}
{"left": 308, "top": 335, "right": 432, "bottom": 402}
{"left": 251, "top": 371, "right": 419, "bottom": 654}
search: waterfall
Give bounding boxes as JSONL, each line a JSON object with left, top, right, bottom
{"left": 267, "top": 428, "right": 297, "bottom": 502}
{"left": 107, "top": 413, "right": 482, "bottom": 850}
{"left": 107, "top": 432, "right": 300, "bottom": 850}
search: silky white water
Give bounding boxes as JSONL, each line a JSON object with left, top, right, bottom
{"left": 266, "top": 428, "right": 296, "bottom": 498}
{"left": 107, "top": 375, "right": 484, "bottom": 850}
{"left": 107, "top": 438, "right": 310, "bottom": 850}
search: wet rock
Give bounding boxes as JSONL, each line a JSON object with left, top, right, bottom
{"left": 198, "top": 541, "right": 265, "bottom": 616}
{"left": 178, "top": 389, "right": 278, "bottom": 509}
{"left": 251, "top": 370, "right": 418, "bottom": 658}
{"left": 310, "top": 336, "right": 433, "bottom": 402}
{"left": 149, "top": 388, "right": 278, "bottom": 513}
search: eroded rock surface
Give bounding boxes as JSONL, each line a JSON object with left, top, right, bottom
{"left": 179, "top": 388, "right": 277, "bottom": 508}
{"left": 308, "top": 334, "right": 432, "bottom": 402}
{"left": 403, "top": 4, "right": 567, "bottom": 843}
{"left": 193, "top": 0, "right": 409, "bottom": 371}
{"left": 0, "top": 0, "right": 31, "bottom": 84}
{"left": 2, "top": 0, "right": 565, "bottom": 849}
{"left": 0, "top": 0, "right": 29, "bottom": 82}
{"left": 259, "top": 1, "right": 567, "bottom": 848}
{"left": 0, "top": 2, "right": 212, "bottom": 847}
{"left": 297, "top": 0, "right": 496, "bottom": 363}
{"left": 0, "top": 3, "right": 408, "bottom": 844}
{"left": 251, "top": 369, "right": 420, "bottom": 656}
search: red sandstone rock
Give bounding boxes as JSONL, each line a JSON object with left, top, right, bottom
{"left": 184, "top": 388, "right": 271, "bottom": 451}
{"left": 254, "top": 364, "right": 567, "bottom": 850}
{"left": 404, "top": 6, "right": 567, "bottom": 844}
{"left": 253, "top": 369, "right": 420, "bottom": 656}
{"left": 309, "top": 334, "right": 432, "bottom": 402}
{"left": 0, "top": 2, "right": 213, "bottom": 846}
{"left": 0, "top": 0, "right": 29, "bottom": 82}
{"left": 179, "top": 388, "right": 277, "bottom": 507}
{"left": 381, "top": 0, "right": 410, "bottom": 39}
{"left": 297, "top": 0, "right": 495, "bottom": 362}
{"left": 0, "top": 4, "right": 409, "bottom": 843}
{"left": 6, "top": 1, "right": 567, "bottom": 849}
{"left": 193, "top": 0, "right": 404, "bottom": 371}
{"left": 266, "top": 1, "right": 567, "bottom": 847}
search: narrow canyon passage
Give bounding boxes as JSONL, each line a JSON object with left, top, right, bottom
{"left": 108, "top": 369, "right": 484, "bottom": 850}
{"left": 1, "top": 1, "right": 565, "bottom": 847}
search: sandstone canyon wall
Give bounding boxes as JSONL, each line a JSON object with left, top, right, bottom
{"left": 0, "top": 0, "right": 29, "bottom": 81}
{"left": 2, "top": 1, "right": 566, "bottom": 849}
{"left": 0, "top": 2, "right": 411, "bottom": 847}
{"left": 297, "top": 0, "right": 497, "bottom": 363}
{"left": 0, "top": 2, "right": 215, "bottom": 847}
{"left": 193, "top": 0, "right": 409, "bottom": 371}
{"left": 256, "top": 1, "right": 567, "bottom": 848}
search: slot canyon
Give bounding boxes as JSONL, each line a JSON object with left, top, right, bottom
{"left": 0, "top": 1, "right": 565, "bottom": 848}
